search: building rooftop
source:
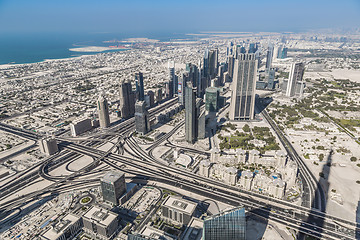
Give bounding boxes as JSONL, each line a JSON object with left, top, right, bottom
{"left": 41, "top": 214, "right": 80, "bottom": 240}
{"left": 83, "top": 206, "right": 117, "bottom": 227}
{"left": 162, "top": 196, "right": 197, "bottom": 215}
{"left": 102, "top": 171, "right": 124, "bottom": 184}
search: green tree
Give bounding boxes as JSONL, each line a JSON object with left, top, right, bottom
{"left": 243, "top": 124, "right": 250, "bottom": 132}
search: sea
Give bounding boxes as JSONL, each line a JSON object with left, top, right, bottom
{"left": 0, "top": 32, "right": 191, "bottom": 65}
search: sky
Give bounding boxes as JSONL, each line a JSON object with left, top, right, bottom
{"left": 0, "top": 0, "right": 359, "bottom": 34}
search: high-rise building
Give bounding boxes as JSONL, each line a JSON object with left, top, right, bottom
{"left": 266, "top": 68, "right": 276, "bottom": 90}
{"left": 205, "top": 87, "right": 219, "bottom": 112}
{"left": 168, "top": 61, "right": 176, "bottom": 97}
{"left": 178, "top": 73, "right": 188, "bottom": 105}
{"left": 228, "top": 55, "right": 235, "bottom": 79}
{"left": 70, "top": 118, "right": 92, "bottom": 136}
{"left": 197, "top": 108, "right": 206, "bottom": 139}
{"left": 265, "top": 45, "right": 274, "bottom": 70}
{"left": 229, "top": 54, "right": 257, "bottom": 120}
{"left": 203, "top": 49, "right": 210, "bottom": 79}
{"left": 39, "top": 137, "right": 58, "bottom": 156}
{"left": 248, "top": 43, "right": 257, "bottom": 53}
{"left": 100, "top": 171, "right": 126, "bottom": 205}
{"left": 135, "top": 100, "right": 150, "bottom": 134}
{"left": 185, "top": 82, "right": 197, "bottom": 144}
{"left": 209, "top": 49, "right": 219, "bottom": 79}
{"left": 280, "top": 47, "right": 288, "bottom": 59}
{"left": 119, "top": 80, "right": 134, "bottom": 119}
{"left": 202, "top": 207, "right": 246, "bottom": 240}
{"left": 226, "top": 41, "right": 234, "bottom": 56}
{"left": 97, "top": 94, "right": 111, "bottom": 128}
{"left": 286, "top": 62, "right": 305, "bottom": 97}
{"left": 155, "top": 88, "right": 162, "bottom": 103}
{"left": 135, "top": 72, "right": 144, "bottom": 101}
{"left": 197, "top": 59, "right": 204, "bottom": 98}
{"left": 147, "top": 90, "right": 155, "bottom": 107}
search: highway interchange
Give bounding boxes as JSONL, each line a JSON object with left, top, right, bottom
{"left": 0, "top": 97, "right": 359, "bottom": 240}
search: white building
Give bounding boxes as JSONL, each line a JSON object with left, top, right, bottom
{"left": 239, "top": 170, "right": 253, "bottom": 190}
{"left": 39, "top": 137, "right": 58, "bottom": 156}
{"left": 199, "top": 160, "right": 211, "bottom": 178}
{"left": 224, "top": 167, "right": 238, "bottom": 185}
{"left": 70, "top": 117, "right": 92, "bottom": 137}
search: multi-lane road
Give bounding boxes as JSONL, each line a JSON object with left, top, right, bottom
{"left": 0, "top": 98, "right": 359, "bottom": 239}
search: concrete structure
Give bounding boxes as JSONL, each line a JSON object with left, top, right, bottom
{"left": 83, "top": 206, "right": 118, "bottom": 240}
{"left": 100, "top": 171, "right": 126, "bottom": 205}
{"left": 286, "top": 62, "right": 305, "bottom": 97}
{"left": 284, "top": 161, "right": 298, "bottom": 187}
{"left": 248, "top": 149, "right": 260, "bottom": 164}
{"left": 135, "top": 72, "right": 145, "bottom": 101}
{"left": 39, "top": 137, "right": 58, "bottom": 156}
{"left": 205, "top": 87, "right": 219, "bottom": 112}
{"left": 185, "top": 82, "right": 197, "bottom": 143}
{"left": 70, "top": 118, "right": 92, "bottom": 137}
{"left": 269, "top": 178, "right": 286, "bottom": 199}
{"left": 175, "top": 154, "right": 193, "bottom": 168}
{"left": 97, "top": 94, "right": 111, "bottom": 128}
{"left": 161, "top": 196, "right": 197, "bottom": 225}
{"left": 239, "top": 170, "right": 253, "bottom": 190}
{"left": 275, "top": 150, "right": 287, "bottom": 168}
{"left": 168, "top": 61, "right": 176, "bottom": 98}
{"left": 236, "top": 149, "right": 246, "bottom": 163}
{"left": 229, "top": 54, "right": 257, "bottom": 120}
{"left": 199, "top": 160, "right": 211, "bottom": 177}
{"left": 135, "top": 100, "right": 150, "bottom": 135}
{"left": 119, "top": 80, "right": 135, "bottom": 119}
{"left": 197, "top": 108, "right": 206, "bottom": 140}
{"left": 224, "top": 167, "right": 238, "bottom": 186}
{"left": 210, "top": 148, "right": 220, "bottom": 163}
{"left": 41, "top": 214, "right": 82, "bottom": 240}
{"left": 203, "top": 207, "right": 246, "bottom": 240}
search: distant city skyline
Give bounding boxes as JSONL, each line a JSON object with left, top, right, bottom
{"left": 0, "top": 0, "right": 359, "bottom": 34}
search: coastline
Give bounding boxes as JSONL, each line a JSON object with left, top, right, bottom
{"left": 0, "top": 48, "right": 130, "bottom": 69}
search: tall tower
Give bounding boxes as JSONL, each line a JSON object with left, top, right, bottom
{"left": 286, "top": 62, "right": 305, "bottom": 97}
{"left": 265, "top": 45, "right": 274, "bottom": 70}
{"left": 229, "top": 53, "right": 257, "bottom": 120}
{"left": 135, "top": 72, "right": 144, "bottom": 101}
{"left": 185, "top": 82, "right": 197, "bottom": 144}
{"left": 135, "top": 100, "right": 150, "bottom": 135}
{"left": 119, "top": 80, "right": 134, "bottom": 119}
{"left": 168, "top": 61, "right": 176, "bottom": 97}
{"left": 97, "top": 94, "right": 110, "bottom": 128}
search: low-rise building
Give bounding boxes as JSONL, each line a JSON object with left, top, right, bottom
{"left": 83, "top": 206, "right": 118, "bottom": 240}
{"left": 161, "top": 196, "right": 197, "bottom": 225}
{"left": 41, "top": 214, "right": 82, "bottom": 240}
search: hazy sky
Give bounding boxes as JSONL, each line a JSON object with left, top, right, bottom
{"left": 0, "top": 0, "right": 359, "bottom": 34}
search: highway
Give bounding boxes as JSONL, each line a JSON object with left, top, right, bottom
{"left": 0, "top": 97, "right": 359, "bottom": 239}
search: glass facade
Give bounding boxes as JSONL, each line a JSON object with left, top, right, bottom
{"left": 203, "top": 207, "right": 246, "bottom": 240}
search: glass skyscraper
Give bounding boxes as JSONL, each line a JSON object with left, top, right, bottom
{"left": 203, "top": 207, "right": 246, "bottom": 240}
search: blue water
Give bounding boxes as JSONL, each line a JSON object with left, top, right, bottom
{"left": 0, "top": 32, "right": 191, "bottom": 65}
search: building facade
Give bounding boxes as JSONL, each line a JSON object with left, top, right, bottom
{"left": 229, "top": 53, "right": 257, "bottom": 120}
{"left": 97, "top": 94, "right": 111, "bottom": 128}
{"left": 135, "top": 100, "right": 150, "bottom": 135}
{"left": 203, "top": 207, "right": 246, "bottom": 240}
{"left": 286, "top": 62, "right": 305, "bottom": 97}
{"left": 100, "top": 171, "right": 126, "bottom": 205}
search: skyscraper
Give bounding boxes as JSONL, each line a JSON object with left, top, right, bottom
{"left": 185, "top": 82, "right": 197, "bottom": 144}
{"left": 97, "top": 94, "right": 111, "bottom": 128}
{"left": 209, "top": 49, "right": 219, "bottom": 79}
{"left": 119, "top": 80, "right": 134, "bottom": 119}
{"left": 205, "top": 87, "right": 219, "bottom": 112}
{"left": 178, "top": 72, "right": 189, "bottom": 105}
{"left": 135, "top": 100, "right": 150, "bottom": 134}
{"left": 228, "top": 55, "right": 235, "bottom": 79}
{"left": 203, "top": 207, "right": 246, "bottom": 240}
{"left": 286, "top": 62, "right": 305, "bottom": 97}
{"left": 229, "top": 53, "right": 257, "bottom": 120}
{"left": 266, "top": 68, "right": 276, "bottom": 90}
{"left": 168, "top": 61, "right": 176, "bottom": 97}
{"left": 265, "top": 45, "right": 274, "bottom": 70}
{"left": 100, "top": 171, "right": 126, "bottom": 205}
{"left": 135, "top": 72, "right": 144, "bottom": 101}
{"left": 203, "top": 49, "right": 210, "bottom": 79}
